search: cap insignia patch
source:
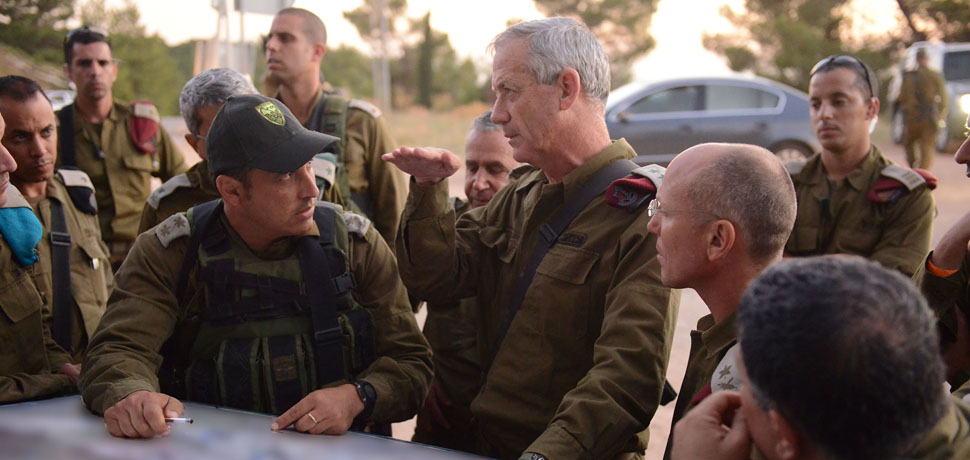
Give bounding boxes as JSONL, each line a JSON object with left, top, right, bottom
{"left": 256, "top": 101, "right": 285, "bottom": 126}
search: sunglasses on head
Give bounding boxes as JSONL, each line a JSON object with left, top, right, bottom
{"left": 810, "top": 55, "right": 875, "bottom": 99}
{"left": 65, "top": 25, "right": 109, "bottom": 43}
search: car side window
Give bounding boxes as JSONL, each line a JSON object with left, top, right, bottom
{"left": 627, "top": 85, "right": 702, "bottom": 114}
{"left": 705, "top": 85, "right": 780, "bottom": 111}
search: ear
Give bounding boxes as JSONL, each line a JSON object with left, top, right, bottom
{"left": 215, "top": 175, "right": 245, "bottom": 207}
{"left": 312, "top": 43, "right": 326, "bottom": 62}
{"left": 185, "top": 134, "right": 200, "bottom": 153}
{"left": 706, "top": 219, "right": 736, "bottom": 262}
{"left": 769, "top": 410, "right": 801, "bottom": 460}
{"left": 558, "top": 68, "right": 582, "bottom": 111}
{"left": 866, "top": 97, "right": 880, "bottom": 119}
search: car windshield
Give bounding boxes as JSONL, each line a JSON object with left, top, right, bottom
{"left": 943, "top": 50, "right": 970, "bottom": 81}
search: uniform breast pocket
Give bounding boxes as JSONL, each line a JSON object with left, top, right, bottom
{"left": 71, "top": 237, "right": 111, "bottom": 336}
{"left": 836, "top": 228, "right": 880, "bottom": 255}
{"left": 0, "top": 273, "right": 44, "bottom": 324}
{"left": 532, "top": 244, "right": 599, "bottom": 340}
{"left": 0, "top": 272, "right": 46, "bottom": 361}
{"left": 478, "top": 225, "right": 519, "bottom": 264}
{"left": 122, "top": 151, "right": 156, "bottom": 173}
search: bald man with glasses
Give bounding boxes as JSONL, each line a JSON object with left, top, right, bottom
{"left": 783, "top": 55, "right": 935, "bottom": 277}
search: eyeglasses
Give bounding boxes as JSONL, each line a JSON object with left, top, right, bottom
{"left": 65, "top": 25, "right": 109, "bottom": 44}
{"left": 647, "top": 199, "right": 719, "bottom": 219}
{"left": 810, "top": 55, "right": 875, "bottom": 99}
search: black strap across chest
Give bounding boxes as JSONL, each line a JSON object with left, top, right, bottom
{"left": 49, "top": 198, "right": 74, "bottom": 354}
{"left": 486, "top": 159, "right": 639, "bottom": 371}
{"left": 56, "top": 104, "right": 77, "bottom": 167}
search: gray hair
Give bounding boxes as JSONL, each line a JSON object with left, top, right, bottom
{"left": 489, "top": 17, "right": 610, "bottom": 104}
{"left": 179, "top": 68, "right": 256, "bottom": 135}
{"left": 686, "top": 144, "right": 796, "bottom": 264}
{"left": 470, "top": 110, "right": 501, "bottom": 133}
{"left": 738, "top": 256, "right": 948, "bottom": 460}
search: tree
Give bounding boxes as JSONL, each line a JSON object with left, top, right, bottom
{"left": 532, "top": 0, "right": 659, "bottom": 87}
{"left": 0, "top": 0, "right": 72, "bottom": 26}
{"left": 0, "top": 0, "right": 74, "bottom": 65}
{"left": 321, "top": 45, "right": 375, "bottom": 98}
{"left": 704, "top": 0, "right": 900, "bottom": 97}
{"left": 416, "top": 12, "right": 433, "bottom": 108}
{"left": 895, "top": 0, "right": 970, "bottom": 43}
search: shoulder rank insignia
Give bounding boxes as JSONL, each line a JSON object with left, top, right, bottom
{"left": 312, "top": 154, "right": 337, "bottom": 190}
{"left": 129, "top": 100, "right": 160, "bottom": 154}
{"left": 785, "top": 160, "right": 807, "bottom": 176}
{"left": 348, "top": 99, "right": 382, "bottom": 119}
{"left": 56, "top": 168, "right": 97, "bottom": 215}
{"left": 147, "top": 173, "right": 192, "bottom": 210}
{"left": 341, "top": 210, "right": 372, "bottom": 237}
{"left": 606, "top": 164, "right": 664, "bottom": 213}
{"left": 155, "top": 213, "right": 190, "bottom": 248}
{"left": 711, "top": 343, "right": 741, "bottom": 393}
{"left": 868, "top": 165, "right": 929, "bottom": 204}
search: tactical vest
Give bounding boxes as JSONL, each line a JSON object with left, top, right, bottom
{"left": 158, "top": 200, "right": 376, "bottom": 416}
{"left": 306, "top": 95, "right": 375, "bottom": 219}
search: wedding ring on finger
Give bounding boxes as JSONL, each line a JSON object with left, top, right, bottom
{"left": 307, "top": 412, "right": 319, "bottom": 424}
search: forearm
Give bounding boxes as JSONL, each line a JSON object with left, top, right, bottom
{"left": 0, "top": 373, "right": 75, "bottom": 403}
{"left": 396, "top": 179, "right": 477, "bottom": 302}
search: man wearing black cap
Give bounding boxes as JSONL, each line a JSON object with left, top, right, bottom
{"left": 78, "top": 94, "right": 432, "bottom": 439}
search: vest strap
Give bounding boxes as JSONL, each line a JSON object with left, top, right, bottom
{"left": 49, "top": 198, "right": 74, "bottom": 354}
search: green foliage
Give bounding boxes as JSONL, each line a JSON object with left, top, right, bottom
{"left": 533, "top": 0, "right": 658, "bottom": 88}
{"left": 704, "top": 0, "right": 901, "bottom": 99}
{"left": 896, "top": 0, "right": 970, "bottom": 43}
{"left": 0, "top": 0, "right": 73, "bottom": 65}
{"left": 321, "top": 45, "right": 375, "bottom": 99}
{"left": 343, "top": 0, "right": 407, "bottom": 46}
{"left": 0, "top": 0, "right": 72, "bottom": 26}
{"left": 416, "top": 12, "right": 433, "bottom": 108}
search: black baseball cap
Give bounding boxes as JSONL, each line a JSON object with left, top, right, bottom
{"left": 206, "top": 94, "right": 338, "bottom": 177}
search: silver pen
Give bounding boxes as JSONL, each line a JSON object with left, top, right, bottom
{"left": 165, "top": 417, "right": 194, "bottom": 424}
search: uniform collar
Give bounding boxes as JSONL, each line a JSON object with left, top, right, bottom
{"left": 513, "top": 139, "right": 636, "bottom": 197}
{"left": 72, "top": 99, "right": 124, "bottom": 125}
{"left": 187, "top": 160, "right": 218, "bottom": 195}
{"left": 696, "top": 311, "right": 739, "bottom": 360}
{"left": 800, "top": 144, "right": 883, "bottom": 191}
{"left": 273, "top": 87, "right": 325, "bottom": 129}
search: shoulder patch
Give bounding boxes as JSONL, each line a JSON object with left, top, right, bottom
{"left": 56, "top": 169, "right": 94, "bottom": 190}
{"left": 711, "top": 344, "right": 742, "bottom": 393}
{"left": 147, "top": 174, "right": 192, "bottom": 210}
{"left": 630, "top": 164, "right": 665, "bottom": 189}
{"left": 131, "top": 101, "right": 160, "bottom": 122}
{"left": 881, "top": 164, "right": 926, "bottom": 191}
{"left": 1, "top": 185, "right": 30, "bottom": 210}
{"left": 154, "top": 213, "right": 190, "bottom": 248}
{"left": 347, "top": 99, "right": 382, "bottom": 119}
{"left": 341, "top": 211, "right": 372, "bottom": 237}
{"left": 311, "top": 155, "right": 337, "bottom": 189}
{"left": 785, "top": 160, "right": 806, "bottom": 176}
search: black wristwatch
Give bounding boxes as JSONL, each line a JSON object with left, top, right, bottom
{"left": 353, "top": 380, "right": 377, "bottom": 422}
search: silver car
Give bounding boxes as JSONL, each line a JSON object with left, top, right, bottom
{"left": 606, "top": 76, "right": 820, "bottom": 165}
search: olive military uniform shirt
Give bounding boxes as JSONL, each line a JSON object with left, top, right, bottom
{"left": 664, "top": 312, "right": 738, "bottom": 458}
{"left": 79, "top": 207, "right": 432, "bottom": 422}
{"left": 397, "top": 140, "right": 680, "bottom": 460}
{"left": 914, "top": 252, "right": 970, "bottom": 388}
{"left": 906, "top": 397, "right": 970, "bottom": 459}
{"left": 413, "top": 198, "right": 481, "bottom": 450}
{"left": 57, "top": 100, "right": 186, "bottom": 245}
{"left": 299, "top": 89, "right": 406, "bottom": 245}
{"left": 138, "top": 159, "right": 347, "bottom": 234}
{"left": 0, "top": 187, "right": 76, "bottom": 403}
{"left": 785, "top": 145, "right": 934, "bottom": 277}
{"left": 24, "top": 173, "right": 112, "bottom": 361}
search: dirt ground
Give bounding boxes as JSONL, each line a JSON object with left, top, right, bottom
{"left": 161, "top": 116, "right": 970, "bottom": 458}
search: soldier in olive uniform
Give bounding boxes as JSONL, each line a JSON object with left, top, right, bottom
{"left": 672, "top": 257, "right": 970, "bottom": 460}
{"left": 139, "top": 69, "right": 345, "bottom": 234}
{"left": 0, "top": 111, "right": 80, "bottom": 403}
{"left": 385, "top": 18, "right": 679, "bottom": 460}
{"left": 785, "top": 55, "right": 934, "bottom": 277}
{"left": 0, "top": 76, "right": 112, "bottom": 363}
{"left": 412, "top": 111, "right": 519, "bottom": 451}
{"left": 914, "top": 115, "right": 970, "bottom": 389}
{"left": 78, "top": 94, "right": 431, "bottom": 439}
{"left": 900, "top": 48, "right": 949, "bottom": 169}
{"left": 264, "top": 8, "right": 405, "bottom": 245}
{"left": 57, "top": 26, "right": 186, "bottom": 269}
{"left": 650, "top": 143, "right": 796, "bottom": 460}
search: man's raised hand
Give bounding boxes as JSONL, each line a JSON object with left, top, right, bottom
{"left": 382, "top": 146, "right": 461, "bottom": 184}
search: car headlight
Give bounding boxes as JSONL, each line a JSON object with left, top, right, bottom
{"left": 961, "top": 94, "right": 970, "bottom": 114}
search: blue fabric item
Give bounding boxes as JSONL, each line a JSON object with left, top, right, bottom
{"left": 0, "top": 206, "right": 42, "bottom": 266}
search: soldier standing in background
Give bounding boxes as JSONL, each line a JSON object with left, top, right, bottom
{"left": 901, "top": 48, "right": 949, "bottom": 169}
{"left": 264, "top": 8, "right": 405, "bottom": 245}
{"left": 57, "top": 26, "right": 186, "bottom": 270}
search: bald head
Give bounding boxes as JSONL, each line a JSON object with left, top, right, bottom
{"left": 668, "top": 143, "right": 796, "bottom": 264}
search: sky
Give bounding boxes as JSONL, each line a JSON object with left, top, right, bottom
{"left": 127, "top": 0, "right": 902, "bottom": 82}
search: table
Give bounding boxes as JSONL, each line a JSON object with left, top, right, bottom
{"left": 0, "top": 396, "right": 488, "bottom": 459}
